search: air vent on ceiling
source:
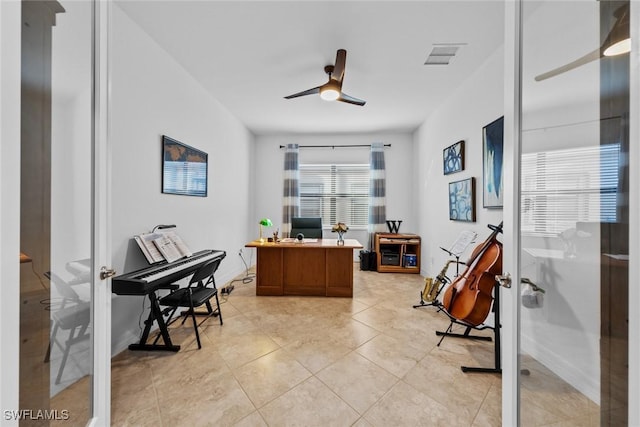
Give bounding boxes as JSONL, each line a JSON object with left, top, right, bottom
{"left": 424, "top": 43, "right": 466, "bottom": 65}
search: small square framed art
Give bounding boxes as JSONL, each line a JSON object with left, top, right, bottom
{"left": 443, "top": 140, "right": 464, "bottom": 175}
{"left": 448, "top": 177, "right": 476, "bottom": 222}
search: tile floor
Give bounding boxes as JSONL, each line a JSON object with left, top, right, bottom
{"left": 52, "top": 265, "right": 599, "bottom": 426}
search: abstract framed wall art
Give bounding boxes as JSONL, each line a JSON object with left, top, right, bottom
{"left": 482, "top": 116, "right": 504, "bottom": 208}
{"left": 448, "top": 177, "right": 476, "bottom": 222}
{"left": 443, "top": 140, "right": 464, "bottom": 175}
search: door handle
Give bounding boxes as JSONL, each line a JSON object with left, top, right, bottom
{"left": 495, "top": 273, "right": 512, "bottom": 288}
{"left": 100, "top": 266, "right": 117, "bottom": 280}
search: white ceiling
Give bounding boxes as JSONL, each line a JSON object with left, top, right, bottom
{"left": 116, "top": 1, "right": 505, "bottom": 135}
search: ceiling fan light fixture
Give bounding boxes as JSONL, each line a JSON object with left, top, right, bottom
{"left": 320, "top": 81, "right": 340, "bottom": 101}
{"left": 603, "top": 38, "right": 631, "bottom": 57}
{"left": 320, "top": 88, "right": 340, "bottom": 101}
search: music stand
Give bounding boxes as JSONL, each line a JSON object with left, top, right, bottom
{"left": 443, "top": 229, "right": 477, "bottom": 276}
{"left": 413, "top": 231, "right": 476, "bottom": 309}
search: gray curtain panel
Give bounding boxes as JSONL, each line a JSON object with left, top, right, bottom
{"left": 368, "top": 142, "right": 387, "bottom": 249}
{"left": 282, "top": 144, "right": 300, "bottom": 237}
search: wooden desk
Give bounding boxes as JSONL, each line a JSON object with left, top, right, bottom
{"left": 245, "top": 239, "right": 363, "bottom": 297}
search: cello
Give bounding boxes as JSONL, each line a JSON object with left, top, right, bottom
{"left": 441, "top": 222, "right": 503, "bottom": 326}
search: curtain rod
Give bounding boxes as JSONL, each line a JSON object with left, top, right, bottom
{"left": 279, "top": 144, "right": 391, "bottom": 149}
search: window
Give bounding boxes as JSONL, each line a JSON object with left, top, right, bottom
{"left": 299, "top": 164, "right": 369, "bottom": 229}
{"left": 521, "top": 143, "right": 620, "bottom": 236}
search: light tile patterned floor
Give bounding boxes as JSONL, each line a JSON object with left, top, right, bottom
{"left": 52, "top": 265, "right": 599, "bottom": 426}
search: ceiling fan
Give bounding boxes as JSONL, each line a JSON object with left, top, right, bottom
{"left": 535, "top": 4, "right": 630, "bottom": 82}
{"left": 284, "top": 49, "right": 366, "bottom": 106}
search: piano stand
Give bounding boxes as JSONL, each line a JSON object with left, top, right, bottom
{"left": 111, "top": 249, "right": 227, "bottom": 352}
{"left": 129, "top": 292, "right": 180, "bottom": 352}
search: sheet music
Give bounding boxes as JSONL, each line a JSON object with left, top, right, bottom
{"left": 134, "top": 230, "right": 192, "bottom": 264}
{"left": 159, "top": 231, "right": 193, "bottom": 258}
{"left": 153, "top": 235, "right": 183, "bottom": 263}
{"left": 135, "top": 233, "right": 166, "bottom": 264}
{"left": 449, "top": 230, "right": 477, "bottom": 256}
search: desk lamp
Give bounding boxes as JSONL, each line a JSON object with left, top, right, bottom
{"left": 259, "top": 218, "right": 272, "bottom": 242}
{"left": 152, "top": 224, "right": 176, "bottom": 232}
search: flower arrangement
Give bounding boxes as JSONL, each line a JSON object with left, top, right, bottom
{"left": 332, "top": 222, "right": 348, "bottom": 245}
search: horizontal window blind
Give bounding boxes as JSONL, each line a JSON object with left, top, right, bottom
{"left": 299, "top": 164, "right": 369, "bottom": 229}
{"left": 521, "top": 143, "right": 620, "bottom": 235}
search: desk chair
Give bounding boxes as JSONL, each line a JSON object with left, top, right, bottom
{"left": 44, "top": 271, "right": 91, "bottom": 384}
{"left": 158, "top": 258, "right": 223, "bottom": 349}
{"left": 290, "top": 217, "right": 323, "bottom": 238}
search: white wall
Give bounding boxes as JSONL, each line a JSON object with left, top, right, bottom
{"left": 110, "top": 5, "right": 255, "bottom": 354}
{"left": 414, "top": 47, "right": 504, "bottom": 278}
{"left": 253, "top": 133, "right": 415, "bottom": 251}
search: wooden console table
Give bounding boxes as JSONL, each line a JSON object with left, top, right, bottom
{"left": 374, "top": 233, "right": 421, "bottom": 273}
{"left": 245, "top": 238, "right": 363, "bottom": 297}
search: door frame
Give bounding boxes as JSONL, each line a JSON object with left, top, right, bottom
{"left": 0, "top": 0, "right": 23, "bottom": 419}
{"left": 501, "top": 0, "right": 521, "bottom": 425}
{"left": 629, "top": 3, "right": 639, "bottom": 425}
{"left": 89, "top": 0, "right": 112, "bottom": 424}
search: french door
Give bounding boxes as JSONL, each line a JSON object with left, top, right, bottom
{"left": 503, "top": 0, "right": 637, "bottom": 425}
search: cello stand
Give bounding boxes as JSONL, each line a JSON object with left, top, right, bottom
{"left": 435, "top": 283, "right": 502, "bottom": 374}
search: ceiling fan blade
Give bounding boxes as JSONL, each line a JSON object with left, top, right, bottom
{"left": 534, "top": 48, "right": 602, "bottom": 82}
{"left": 338, "top": 92, "right": 366, "bottom": 106}
{"left": 332, "top": 49, "right": 346, "bottom": 83}
{"left": 284, "top": 86, "right": 321, "bottom": 99}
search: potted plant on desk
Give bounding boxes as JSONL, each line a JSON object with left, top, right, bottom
{"left": 332, "top": 222, "right": 349, "bottom": 245}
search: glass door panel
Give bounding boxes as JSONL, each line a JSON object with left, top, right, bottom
{"left": 519, "top": 1, "right": 629, "bottom": 425}
{"left": 49, "top": 1, "right": 94, "bottom": 422}
{"left": 20, "top": 0, "right": 95, "bottom": 424}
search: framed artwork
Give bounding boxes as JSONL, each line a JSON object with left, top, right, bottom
{"left": 482, "top": 116, "right": 504, "bottom": 208}
{"left": 443, "top": 140, "right": 464, "bottom": 175}
{"left": 448, "top": 177, "right": 476, "bottom": 222}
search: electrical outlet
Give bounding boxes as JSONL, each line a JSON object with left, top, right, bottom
{"left": 238, "top": 248, "right": 243, "bottom": 257}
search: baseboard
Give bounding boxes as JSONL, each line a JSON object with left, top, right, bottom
{"left": 111, "top": 330, "right": 141, "bottom": 357}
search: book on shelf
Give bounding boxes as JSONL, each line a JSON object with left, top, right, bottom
{"left": 134, "top": 230, "right": 192, "bottom": 264}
